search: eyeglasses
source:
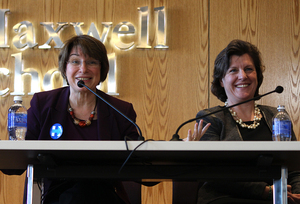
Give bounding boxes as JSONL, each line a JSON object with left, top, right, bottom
{"left": 67, "top": 59, "right": 100, "bottom": 68}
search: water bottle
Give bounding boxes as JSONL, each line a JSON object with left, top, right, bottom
{"left": 7, "top": 96, "right": 27, "bottom": 140}
{"left": 272, "top": 105, "right": 292, "bottom": 141}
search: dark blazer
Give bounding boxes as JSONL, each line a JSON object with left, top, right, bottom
{"left": 26, "top": 86, "right": 139, "bottom": 141}
{"left": 25, "top": 86, "right": 139, "bottom": 204}
{"left": 198, "top": 105, "right": 297, "bottom": 141}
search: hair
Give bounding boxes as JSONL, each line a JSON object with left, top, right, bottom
{"left": 211, "top": 39, "right": 265, "bottom": 102}
{"left": 58, "top": 35, "right": 109, "bottom": 83}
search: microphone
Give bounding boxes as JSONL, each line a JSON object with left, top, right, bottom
{"left": 77, "top": 80, "right": 145, "bottom": 141}
{"left": 171, "top": 86, "right": 284, "bottom": 141}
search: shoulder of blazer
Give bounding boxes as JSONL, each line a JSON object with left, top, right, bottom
{"left": 30, "top": 87, "right": 70, "bottom": 113}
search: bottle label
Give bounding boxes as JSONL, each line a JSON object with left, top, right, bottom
{"left": 8, "top": 113, "right": 27, "bottom": 128}
{"left": 272, "top": 120, "right": 291, "bottom": 136}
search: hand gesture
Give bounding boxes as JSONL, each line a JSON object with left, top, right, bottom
{"left": 184, "top": 119, "right": 211, "bottom": 141}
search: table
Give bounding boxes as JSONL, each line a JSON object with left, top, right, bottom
{"left": 1, "top": 140, "right": 299, "bottom": 204}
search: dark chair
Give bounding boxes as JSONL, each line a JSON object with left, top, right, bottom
{"left": 172, "top": 181, "right": 202, "bottom": 204}
{"left": 122, "top": 181, "right": 160, "bottom": 204}
{"left": 122, "top": 181, "right": 141, "bottom": 204}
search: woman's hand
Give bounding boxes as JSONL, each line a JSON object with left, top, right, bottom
{"left": 184, "top": 119, "right": 211, "bottom": 141}
{"left": 286, "top": 184, "right": 300, "bottom": 204}
{"left": 288, "top": 192, "right": 300, "bottom": 204}
{"left": 263, "top": 185, "right": 300, "bottom": 203}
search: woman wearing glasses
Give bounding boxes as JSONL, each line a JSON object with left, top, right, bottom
{"left": 25, "top": 35, "right": 139, "bottom": 203}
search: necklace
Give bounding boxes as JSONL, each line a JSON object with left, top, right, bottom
{"left": 68, "top": 100, "right": 97, "bottom": 127}
{"left": 225, "top": 101, "right": 262, "bottom": 129}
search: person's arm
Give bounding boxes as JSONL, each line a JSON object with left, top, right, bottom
{"left": 120, "top": 103, "right": 140, "bottom": 140}
{"left": 261, "top": 185, "right": 273, "bottom": 200}
{"left": 25, "top": 93, "right": 41, "bottom": 140}
{"left": 197, "top": 109, "right": 223, "bottom": 141}
{"left": 207, "top": 181, "right": 269, "bottom": 200}
{"left": 288, "top": 171, "right": 300, "bottom": 194}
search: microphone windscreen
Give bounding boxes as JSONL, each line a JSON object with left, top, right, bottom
{"left": 77, "top": 80, "right": 85, "bottom": 88}
{"left": 275, "top": 86, "right": 284, "bottom": 93}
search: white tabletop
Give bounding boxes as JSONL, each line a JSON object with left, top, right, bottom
{"left": 0, "top": 140, "right": 299, "bottom": 151}
{"left": 1, "top": 141, "right": 300, "bottom": 170}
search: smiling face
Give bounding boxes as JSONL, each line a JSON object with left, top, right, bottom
{"left": 220, "top": 53, "right": 258, "bottom": 105}
{"left": 65, "top": 46, "right": 101, "bottom": 93}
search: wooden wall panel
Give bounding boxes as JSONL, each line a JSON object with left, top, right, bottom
{"left": 209, "top": 0, "right": 261, "bottom": 107}
{"left": 0, "top": 173, "right": 25, "bottom": 204}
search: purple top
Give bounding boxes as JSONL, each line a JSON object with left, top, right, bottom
{"left": 26, "top": 86, "right": 139, "bottom": 141}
